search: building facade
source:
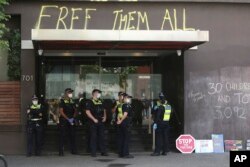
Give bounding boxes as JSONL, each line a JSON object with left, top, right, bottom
{"left": 0, "top": 0, "right": 250, "bottom": 154}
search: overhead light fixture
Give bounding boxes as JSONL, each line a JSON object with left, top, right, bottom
{"left": 177, "top": 50, "right": 182, "bottom": 56}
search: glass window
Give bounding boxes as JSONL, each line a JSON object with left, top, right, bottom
{"left": 44, "top": 59, "right": 162, "bottom": 125}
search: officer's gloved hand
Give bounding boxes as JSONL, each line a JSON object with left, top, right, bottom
{"left": 153, "top": 123, "right": 157, "bottom": 130}
{"left": 153, "top": 106, "right": 158, "bottom": 110}
{"left": 67, "top": 118, "right": 74, "bottom": 124}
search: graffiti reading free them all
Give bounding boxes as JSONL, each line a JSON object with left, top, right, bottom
{"left": 36, "top": 5, "right": 195, "bottom": 30}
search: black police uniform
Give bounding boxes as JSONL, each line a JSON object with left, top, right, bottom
{"left": 117, "top": 103, "right": 132, "bottom": 157}
{"left": 131, "top": 99, "right": 143, "bottom": 126}
{"left": 58, "top": 98, "right": 77, "bottom": 155}
{"left": 153, "top": 100, "right": 171, "bottom": 155}
{"left": 27, "top": 103, "right": 44, "bottom": 156}
{"left": 86, "top": 98, "right": 107, "bottom": 156}
{"left": 78, "top": 98, "right": 92, "bottom": 152}
{"left": 76, "top": 97, "right": 87, "bottom": 125}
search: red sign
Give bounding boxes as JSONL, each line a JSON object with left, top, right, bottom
{"left": 176, "top": 134, "right": 196, "bottom": 154}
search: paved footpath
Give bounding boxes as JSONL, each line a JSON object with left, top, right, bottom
{"left": 3, "top": 152, "right": 229, "bottom": 167}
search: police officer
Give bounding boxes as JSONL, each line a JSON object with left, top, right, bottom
{"left": 27, "top": 95, "right": 44, "bottom": 157}
{"left": 117, "top": 94, "right": 134, "bottom": 158}
{"left": 151, "top": 92, "right": 172, "bottom": 156}
{"left": 58, "top": 88, "right": 77, "bottom": 156}
{"left": 76, "top": 92, "right": 91, "bottom": 152}
{"left": 86, "top": 89, "right": 108, "bottom": 157}
{"left": 111, "top": 92, "right": 125, "bottom": 125}
{"left": 75, "top": 92, "right": 87, "bottom": 125}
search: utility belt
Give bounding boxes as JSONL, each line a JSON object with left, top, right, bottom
{"left": 93, "top": 111, "right": 104, "bottom": 121}
{"left": 59, "top": 117, "right": 74, "bottom": 124}
{"left": 96, "top": 115, "right": 104, "bottom": 122}
{"left": 118, "top": 117, "right": 132, "bottom": 126}
{"left": 27, "top": 119, "right": 42, "bottom": 125}
{"left": 158, "top": 120, "right": 170, "bottom": 126}
{"left": 31, "top": 118, "right": 42, "bottom": 121}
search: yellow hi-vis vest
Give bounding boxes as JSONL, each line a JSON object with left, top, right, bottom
{"left": 117, "top": 103, "right": 124, "bottom": 119}
{"left": 157, "top": 101, "right": 172, "bottom": 121}
{"left": 64, "top": 99, "right": 74, "bottom": 104}
{"left": 31, "top": 104, "right": 41, "bottom": 109}
{"left": 116, "top": 100, "right": 120, "bottom": 107}
{"left": 163, "top": 104, "right": 171, "bottom": 121}
{"left": 92, "top": 99, "right": 102, "bottom": 105}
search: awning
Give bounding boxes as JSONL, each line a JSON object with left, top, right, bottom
{"left": 31, "top": 29, "right": 209, "bottom": 51}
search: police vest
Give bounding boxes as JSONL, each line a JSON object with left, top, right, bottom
{"left": 64, "top": 99, "right": 74, "bottom": 104}
{"left": 61, "top": 98, "right": 75, "bottom": 118}
{"left": 92, "top": 99, "right": 104, "bottom": 118}
{"left": 116, "top": 100, "right": 120, "bottom": 106}
{"left": 163, "top": 104, "right": 171, "bottom": 121}
{"left": 29, "top": 104, "right": 42, "bottom": 120}
{"left": 117, "top": 103, "right": 124, "bottom": 119}
{"left": 157, "top": 101, "right": 172, "bottom": 121}
{"left": 31, "top": 104, "right": 41, "bottom": 110}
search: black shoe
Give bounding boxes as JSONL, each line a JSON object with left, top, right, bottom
{"left": 26, "top": 153, "right": 32, "bottom": 157}
{"left": 151, "top": 153, "right": 160, "bottom": 156}
{"left": 118, "top": 154, "right": 124, "bottom": 158}
{"left": 91, "top": 154, "right": 97, "bottom": 157}
{"left": 101, "top": 152, "right": 108, "bottom": 156}
{"left": 59, "top": 152, "right": 64, "bottom": 156}
{"left": 161, "top": 152, "right": 167, "bottom": 156}
{"left": 123, "top": 154, "right": 134, "bottom": 159}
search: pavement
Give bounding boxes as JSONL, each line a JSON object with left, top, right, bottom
{"left": 2, "top": 152, "right": 229, "bottom": 167}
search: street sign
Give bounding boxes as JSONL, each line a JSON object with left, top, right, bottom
{"left": 176, "top": 134, "right": 196, "bottom": 154}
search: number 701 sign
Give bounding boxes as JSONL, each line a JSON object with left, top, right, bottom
{"left": 22, "top": 75, "right": 34, "bottom": 82}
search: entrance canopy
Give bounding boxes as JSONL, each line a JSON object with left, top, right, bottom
{"left": 31, "top": 29, "right": 209, "bottom": 51}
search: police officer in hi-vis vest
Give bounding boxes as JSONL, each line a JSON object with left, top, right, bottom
{"left": 85, "top": 89, "right": 108, "bottom": 157}
{"left": 111, "top": 92, "right": 125, "bottom": 125}
{"left": 151, "top": 92, "right": 172, "bottom": 156}
{"left": 58, "top": 88, "right": 77, "bottom": 156}
{"left": 27, "top": 95, "right": 44, "bottom": 157}
{"left": 117, "top": 93, "right": 134, "bottom": 158}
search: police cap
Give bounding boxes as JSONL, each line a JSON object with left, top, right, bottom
{"left": 124, "top": 93, "right": 132, "bottom": 99}
{"left": 92, "top": 89, "right": 102, "bottom": 94}
{"left": 65, "top": 88, "right": 74, "bottom": 93}
{"left": 118, "top": 91, "right": 125, "bottom": 96}
{"left": 159, "top": 92, "right": 165, "bottom": 98}
{"left": 32, "top": 95, "right": 38, "bottom": 100}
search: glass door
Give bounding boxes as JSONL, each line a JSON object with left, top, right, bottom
{"left": 39, "top": 56, "right": 162, "bottom": 126}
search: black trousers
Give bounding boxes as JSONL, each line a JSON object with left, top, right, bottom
{"left": 86, "top": 123, "right": 91, "bottom": 152}
{"left": 58, "top": 119, "right": 77, "bottom": 154}
{"left": 117, "top": 123, "right": 130, "bottom": 156}
{"left": 27, "top": 121, "right": 43, "bottom": 155}
{"left": 89, "top": 122, "right": 106, "bottom": 155}
{"left": 155, "top": 122, "right": 170, "bottom": 154}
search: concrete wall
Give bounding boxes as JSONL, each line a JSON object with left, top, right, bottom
{"left": 184, "top": 3, "right": 250, "bottom": 141}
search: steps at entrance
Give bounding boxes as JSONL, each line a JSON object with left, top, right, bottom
{"left": 42, "top": 125, "right": 178, "bottom": 154}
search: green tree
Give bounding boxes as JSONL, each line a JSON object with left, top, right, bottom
{"left": 0, "top": 0, "right": 9, "bottom": 50}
